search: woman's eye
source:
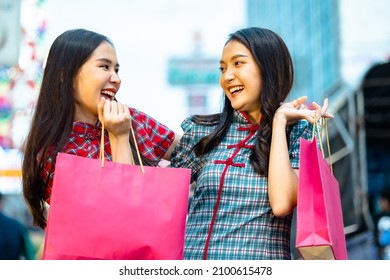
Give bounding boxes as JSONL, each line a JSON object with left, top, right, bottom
{"left": 100, "top": 65, "right": 109, "bottom": 70}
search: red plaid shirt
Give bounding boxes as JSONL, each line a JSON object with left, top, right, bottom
{"left": 42, "top": 107, "right": 174, "bottom": 202}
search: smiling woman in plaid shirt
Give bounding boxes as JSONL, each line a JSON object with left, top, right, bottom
{"left": 22, "top": 29, "right": 179, "bottom": 230}
{"left": 170, "top": 27, "right": 333, "bottom": 260}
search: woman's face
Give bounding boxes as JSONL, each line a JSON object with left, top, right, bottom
{"left": 219, "top": 40, "right": 262, "bottom": 123}
{"left": 73, "top": 41, "right": 121, "bottom": 124}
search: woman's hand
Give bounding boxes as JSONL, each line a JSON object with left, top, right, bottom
{"left": 268, "top": 96, "right": 334, "bottom": 216}
{"left": 274, "top": 96, "right": 334, "bottom": 126}
{"left": 98, "top": 98, "right": 131, "bottom": 137}
{"left": 97, "top": 98, "right": 132, "bottom": 164}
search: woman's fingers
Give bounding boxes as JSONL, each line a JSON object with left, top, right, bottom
{"left": 292, "top": 96, "right": 307, "bottom": 108}
{"left": 98, "top": 97, "right": 106, "bottom": 124}
{"left": 102, "top": 100, "right": 129, "bottom": 121}
{"left": 310, "top": 98, "right": 334, "bottom": 119}
{"left": 277, "top": 96, "right": 335, "bottom": 125}
{"left": 98, "top": 99, "right": 131, "bottom": 136}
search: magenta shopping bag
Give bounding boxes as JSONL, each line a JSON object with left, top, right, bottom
{"left": 42, "top": 153, "right": 191, "bottom": 260}
{"left": 296, "top": 134, "right": 347, "bottom": 260}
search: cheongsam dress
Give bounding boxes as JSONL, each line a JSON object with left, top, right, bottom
{"left": 170, "top": 110, "right": 312, "bottom": 260}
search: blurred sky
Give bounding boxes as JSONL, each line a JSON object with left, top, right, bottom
{"left": 340, "top": 0, "right": 390, "bottom": 87}
{"left": 41, "top": 0, "right": 246, "bottom": 133}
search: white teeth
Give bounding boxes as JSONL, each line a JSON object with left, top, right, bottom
{"left": 229, "top": 86, "right": 244, "bottom": 93}
{"left": 101, "top": 90, "right": 115, "bottom": 97}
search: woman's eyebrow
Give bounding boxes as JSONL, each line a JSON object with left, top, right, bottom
{"left": 96, "top": 57, "right": 120, "bottom": 67}
{"left": 220, "top": 54, "right": 249, "bottom": 64}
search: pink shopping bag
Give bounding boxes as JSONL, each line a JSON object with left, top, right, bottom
{"left": 296, "top": 135, "right": 347, "bottom": 260}
{"left": 42, "top": 152, "right": 191, "bottom": 260}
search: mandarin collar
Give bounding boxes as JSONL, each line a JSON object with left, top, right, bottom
{"left": 234, "top": 111, "right": 260, "bottom": 128}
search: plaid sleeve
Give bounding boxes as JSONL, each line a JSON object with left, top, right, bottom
{"left": 287, "top": 119, "right": 313, "bottom": 169}
{"left": 169, "top": 117, "right": 203, "bottom": 180}
{"left": 129, "top": 107, "right": 175, "bottom": 161}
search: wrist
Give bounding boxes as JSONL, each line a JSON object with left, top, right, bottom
{"left": 273, "top": 111, "right": 288, "bottom": 127}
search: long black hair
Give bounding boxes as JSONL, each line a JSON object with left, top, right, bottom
{"left": 192, "top": 27, "right": 294, "bottom": 176}
{"left": 22, "top": 29, "right": 155, "bottom": 229}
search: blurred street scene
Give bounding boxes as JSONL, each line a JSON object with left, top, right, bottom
{"left": 1, "top": 0, "right": 389, "bottom": 259}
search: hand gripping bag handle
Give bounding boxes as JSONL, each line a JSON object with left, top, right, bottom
{"left": 99, "top": 116, "right": 144, "bottom": 174}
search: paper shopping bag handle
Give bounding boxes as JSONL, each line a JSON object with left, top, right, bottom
{"left": 128, "top": 116, "right": 145, "bottom": 173}
{"left": 311, "top": 117, "right": 333, "bottom": 173}
{"left": 99, "top": 119, "right": 145, "bottom": 174}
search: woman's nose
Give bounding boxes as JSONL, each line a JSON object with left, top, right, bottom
{"left": 223, "top": 68, "right": 235, "bottom": 83}
{"left": 110, "top": 73, "right": 121, "bottom": 85}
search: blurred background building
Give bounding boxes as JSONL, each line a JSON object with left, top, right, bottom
{"left": 248, "top": 0, "right": 390, "bottom": 259}
{"left": 248, "top": 0, "right": 341, "bottom": 104}
{"left": 0, "top": 0, "right": 389, "bottom": 259}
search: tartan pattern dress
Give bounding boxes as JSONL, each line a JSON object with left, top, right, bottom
{"left": 170, "top": 110, "right": 312, "bottom": 260}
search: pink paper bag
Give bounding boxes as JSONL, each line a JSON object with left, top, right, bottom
{"left": 296, "top": 137, "right": 347, "bottom": 260}
{"left": 42, "top": 153, "right": 191, "bottom": 260}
